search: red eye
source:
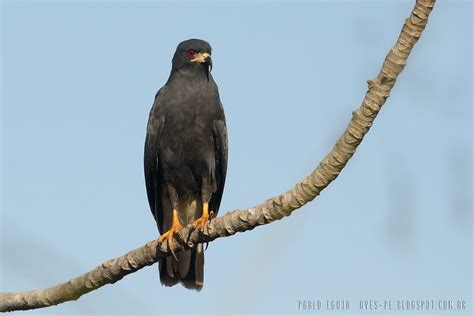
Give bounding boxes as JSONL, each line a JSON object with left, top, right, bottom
{"left": 187, "top": 49, "right": 196, "bottom": 57}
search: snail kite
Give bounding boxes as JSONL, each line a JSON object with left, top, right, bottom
{"left": 144, "top": 39, "right": 228, "bottom": 290}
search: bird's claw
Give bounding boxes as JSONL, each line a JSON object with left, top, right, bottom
{"left": 192, "top": 212, "right": 211, "bottom": 233}
{"left": 158, "top": 226, "right": 183, "bottom": 260}
{"left": 191, "top": 219, "right": 205, "bottom": 232}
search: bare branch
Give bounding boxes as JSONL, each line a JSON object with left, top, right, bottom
{"left": 0, "top": 0, "right": 436, "bottom": 312}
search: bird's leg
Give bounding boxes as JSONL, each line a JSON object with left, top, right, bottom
{"left": 192, "top": 202, "right": 211, "bottom": 233}
{"left": 158, "top": 208, "right": 183, "bottom": 253}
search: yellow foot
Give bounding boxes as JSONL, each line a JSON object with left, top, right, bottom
{"left": 158, "top": 226, "right": 183, "bottom": 252}
{"left": 192, "top": 202, "right": 213, "bottom": 233}
{"left": 158, "top": 209, "right": 183, "bottom": 252}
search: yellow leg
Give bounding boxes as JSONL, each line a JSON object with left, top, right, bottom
{"left": 158, "top": 209, "right": 183, "bottom": 251}
{"left": 192, "top": 202, "right": 210, "bottom": 232}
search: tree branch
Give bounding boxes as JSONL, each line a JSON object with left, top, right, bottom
{"left": 0, "top": 0, "right": 436, "bottom": 312}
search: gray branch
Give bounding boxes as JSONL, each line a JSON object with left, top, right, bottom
{"left": 0, "top": 0, "right": 436, "bottom": 312}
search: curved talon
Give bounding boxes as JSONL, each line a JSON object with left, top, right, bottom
{"left": 157, "top": 208, "right": 183, "bottom": 259}
{"left": 158, "top": 230, "right": 181, "bottom": 261}
{"left": 192, "top": 216, "right": 209, "bottom": 232}
{"left": 158, "top": 227, "right": 182, "bottom": 252}
{"left": 192, "top": 202, "right": 211, "bottom": 233}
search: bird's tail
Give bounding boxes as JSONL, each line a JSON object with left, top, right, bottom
{"left": 159, "top": 243, "right": 204, "bottom": 291}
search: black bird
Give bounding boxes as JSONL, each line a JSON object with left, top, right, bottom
{"left": 144, "top": 39, "right": 228, "bottom": 290}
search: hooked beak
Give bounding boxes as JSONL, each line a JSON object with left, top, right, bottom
{"left": 190, "top": 52, "right": 211, "bottom": 63}
{"left": 191, "top": 52, "right": 212, "bottom": 81}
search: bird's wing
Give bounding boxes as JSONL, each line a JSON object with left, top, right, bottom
{"left": 144, "top": 89, "right": 165, "bottom": 232}
{"left": 209, "top": 119, "right": 228, "bottom": 217}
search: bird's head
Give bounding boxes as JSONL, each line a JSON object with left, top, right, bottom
{"left": 172, "top": 39, "right": 213, "bottom": 80}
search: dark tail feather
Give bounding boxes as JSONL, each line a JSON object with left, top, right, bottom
{"left": 159, "top": 243, "right": 204, "bottom": 291}
{"left": 181, "top": 244, "right": 204, "bottom": 290}
{"left": 159, "top": 256, "right": 179, "bottom": 287}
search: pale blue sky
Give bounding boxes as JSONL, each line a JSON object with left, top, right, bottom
{"left": 1, "top": 1, "right": 472, "bottom": 315}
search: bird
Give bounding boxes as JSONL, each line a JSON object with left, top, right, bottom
{"left": 144, "top": 39, "right": 228, "bottom": 290}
